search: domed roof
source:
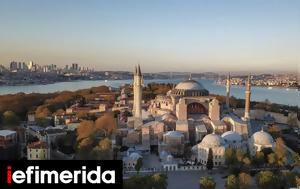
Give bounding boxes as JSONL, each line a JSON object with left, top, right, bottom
{"left": 164, "top": 131, "right": 184, "bottom": 138}
{"left": 251, "top": 130, "right": 274, "bottom": 146}
{"left": 175, "top": 79, "right": 205, "bottom": 90}
{"left": 200, "top": 133, "right": 225, "bottom": 148}
{"left": 221, "top": 131, "right": 242, "bottom": 142}
{"left": 129, "top": 152, "right": 142, "bottom": 160}
{"left": 162, "top": 113, "right": 177, "bottom": 122}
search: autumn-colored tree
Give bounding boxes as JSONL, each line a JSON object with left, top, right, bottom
{"left": 35, "top": 105, "right": 51, "bottom": 118}
{"left": 238, "top": 172, "right": 252, "bottom": 189}
{"left": 225, "top": 148, "right": 237, "bottom": 166}
{"left": 267, "top": 153, "right": 276, "bottom": 166}
{"left": 77, "top": 120, "right": 95, "bottom": 141}
{"left": 274, "top": 137, "right": 287, "bottom": 166}
{"left": 94, "top": 113, "right": 116, "bottom": 136}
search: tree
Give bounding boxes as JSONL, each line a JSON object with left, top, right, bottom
{"left": 77, "top": 120, "right": 95, "bottom": 141}
{"left": 282, "top": 171, "right": 298, "bottom": 188}
{"left": 267, "top": 153, "right": 276, "bottom": 167}
{"left": 292, "top": 153, "right": 300, "bottom": 166}
{"left": 296, "top": 176, "right": 300, "bottom": 188}
{"left": 236, "top": 149, "right": 246, "bottom": 163}
{"left": 92, "top": 138, "right": 112, "bottom": 160}
{"left": 225, "top": 148, "right": 236, "bottom": 166}
{"left": 274, "top": 137, "right": 287, "bottom": 166}
{"left": 151, "top": 173, "right": 167, "bottom": 189}
{"left": 2, "top": 110, "right": 19, "bottom": 125}
{"left": 135, "top": 157, "right": 143, "bottom": 174}
{"left": 94, "top": 113, "right": 117, "bottom": 136}
{"left": 256, "top": 171, "right": 280, "bottom": 189}
{"left": 199, "top": 176, "right": 216, "bottom": 189}
{"left": 35, "top": 105, "right": 51, "bottom": 118}
{"left": 242, "top": 157, "right": 251, "bottom": 167}
{"left": 238, "top": 172, "right": 252, "bottom": 189}
{"left": 206, "top": 148, "right": 214, "bottom": 171}
{"left": 226, "top": 175, "right": 239, "bottom": 189}
{"left": 252, "top": 152, "right": 265, "bottom": 167}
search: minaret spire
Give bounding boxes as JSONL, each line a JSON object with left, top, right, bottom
{"left": 226, "top": 73, "right": 231, "bottom": 110}
{"left": 133, "top": 64, "right": 143, "bottom": 129}
{"left": 244, "top": 74, "right": 251, "bottom": 120}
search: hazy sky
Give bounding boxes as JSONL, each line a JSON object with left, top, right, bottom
{"left": 0, "top": 0, "right": 299, "bottom": 73}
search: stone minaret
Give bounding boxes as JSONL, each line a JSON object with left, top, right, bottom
{"left": 226, "top": 73, "right": 231, "bottom": 110}
{"left": 133, "top": 64, "right": 143, "bottom": 128}
{"left": 244, "top": 74, "right": 251, "bottom": 120}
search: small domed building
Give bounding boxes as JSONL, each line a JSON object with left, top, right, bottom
{"left": 195, "top": 133, "right": 227, "bottom": 166}
{"left": 221, "top": 131, "right": 243, "bottom": 150}
{"left": 122, "top": 152, "right": 142, "bottom": 170}
{"left": 248, "top": 129, "right": 275, "bottom": 156}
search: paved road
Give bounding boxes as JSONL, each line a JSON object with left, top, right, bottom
{"left": 167, "top": 170, "right": 226, "bottom": 189}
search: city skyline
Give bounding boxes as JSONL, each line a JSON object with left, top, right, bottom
{"left": 0, "top": 0, "right": 299, "bottom": 73}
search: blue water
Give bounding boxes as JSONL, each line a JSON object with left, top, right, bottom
{"left": 0, "top": 79, "right": 298, "bottom": 107}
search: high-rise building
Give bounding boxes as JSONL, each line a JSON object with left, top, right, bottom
{"left": 72, "top": 63, "right": 78, "bottom": 71}
{"left": 133, "top": 64, "right": 143, "bottom": 129}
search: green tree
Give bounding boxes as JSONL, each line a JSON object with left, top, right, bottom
{"left": 199, "top": 176, "right": 216, "bottom": 189}
{"left": 151, "top": 173, "right": 168, "bottom": 189}
{"left": 135, "top": 157, "right": 143, "bottom": 174}
{"left": 2, "top": 110, "right": 19, "bottom": 125}
{"left": 206, "top": 148, "right": 214, "bottom": 171}
{"left": 256, "top": 171, "right": 280, "bottom": 189}
{"left": 267, "top": 153, "right": 276, "bottom": 166}
{"left": 226, "top": 175, "right": 239, "bottom": 189}
{"left": 238, "top": 172, "right": 252, "bottom": 189}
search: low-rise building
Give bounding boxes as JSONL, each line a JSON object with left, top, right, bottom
{"left": 27, "top": 141, "right": 50, "bottom": 160}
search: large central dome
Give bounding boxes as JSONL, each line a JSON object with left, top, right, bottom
{"left": 171, "top": 79, "right": 209, "bottom": 97}
{"left": 175, "top": 79, "right": 205, "bottom": 90}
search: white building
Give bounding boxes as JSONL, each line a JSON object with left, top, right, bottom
{"left": 221, "top": 131, "right": 243, "bottom": 150}
{"left": 122, "top": 152, "right": 142, "bottom": 170}
{"left": 248, "top": 129, "right": 275, "bottom": 156}
{"left": 196, "top": 133, "right": 227, "bottom": 166}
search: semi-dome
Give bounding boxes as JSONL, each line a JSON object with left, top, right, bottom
{"left": 221, "top": 131, "right": 242, "bottom": 142}
{"left": 164, "top": 131, "right": 184, "bottom": 138}
{"left": 200, "top": 133, "right": 225, "bottom": 148}
{"left": 175, "top": 79, "right": 205, "bottom": 90}
{"left": 162, "top": 113, "right": 177, "bottom": 122}
{"left": 171, "top": 79, "right": 209, "bottom": 97}
{"left": 251, "top": 130, "right": 274, "bottom": 146}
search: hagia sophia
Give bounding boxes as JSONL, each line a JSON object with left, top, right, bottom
{"left": 122, "top": 65, "right": 276, "bottom": 170}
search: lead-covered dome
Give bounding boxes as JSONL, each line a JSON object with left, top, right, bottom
{"left": 171, "top": 79, "right": 209, "bottom": 97}
{"left": 221, "top": 131, "right": 242, "bottom": 142}
{"left": 200, "top": 133, "right": 225, "bottom": 148}
{"left": 175, "top": 79, "right": 205, "bottom": 90}
{"left": 251, "top": 130, "right": 274, "bottom": 146}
